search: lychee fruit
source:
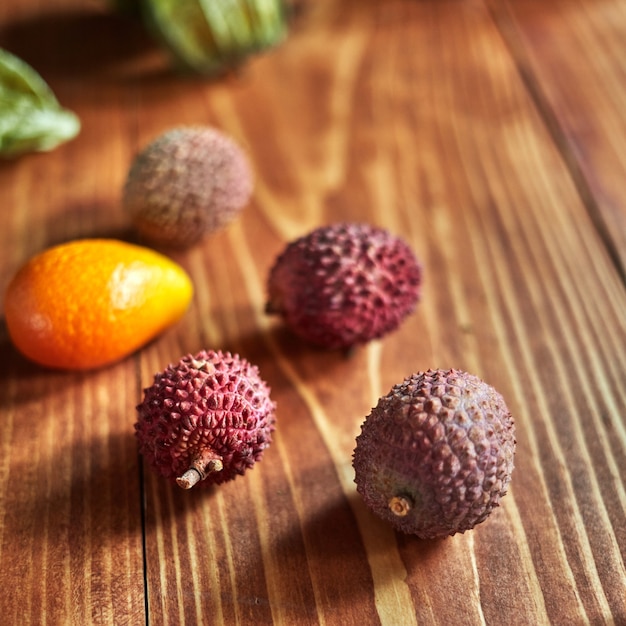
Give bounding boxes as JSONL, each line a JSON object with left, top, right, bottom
{"left": 135, "top": 350, "right": 276, "bottom": 489}
{"left": 353, "top": 369, "right": 516, "bottom": 538}
{"left": 265, "top": 222, "right": 422, "bottom": 349}
{"left": 123, "top": 126, "right": 253, "bottom": 248}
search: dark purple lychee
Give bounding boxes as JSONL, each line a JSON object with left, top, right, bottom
{"left": 265, "top": 222, "right": 422, "bottom": 349}
{"left": 135, "top": 350, "right": 276, "bottom": 489}
{"left": 353, "top": 369, "right": 516, "bottom": 538}
{"left": 123, "top": 126, "right": 253, "bottom": 248}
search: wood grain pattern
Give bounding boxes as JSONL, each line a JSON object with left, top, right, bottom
{"left": 0, "top": 0, "right": 625, "bottom": 624}
{"left": 491, "top": 0, "right": 626, "bottom": 278}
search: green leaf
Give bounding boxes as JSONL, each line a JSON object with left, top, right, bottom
{"left": 142, "top": 0, "right": 288, "bottom": 75}
{"left": 0, "top": 48, "right": 80, "bottom": 157}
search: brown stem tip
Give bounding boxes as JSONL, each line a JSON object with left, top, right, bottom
{"left": 388, "top": 495, "right": 413, "bottom": 517}
{"left": 176, "top": 458, "right": 223, "bottom": 490}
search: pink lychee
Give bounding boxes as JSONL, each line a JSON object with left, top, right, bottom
{"left": 265, "top": 222, "right": 422, "bottom": 349}
{"left": 135, "top": 350, "right": 276, "bottom": 489}
{"left": 123, "top": 126, "right": 253, "bottom": 248}
{"left": 353, "top": 369, "right": 516, "bottom": 538}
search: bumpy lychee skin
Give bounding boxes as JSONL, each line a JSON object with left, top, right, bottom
{"left": 265, "top": 223, "right": 422, "bottom": 349}
{"left": 123, "top": 126, "right": 253, "bottom": 248}
{"left": 135, "top": 350, "right": 276, "bottom": 489}
{"left": 353, "top": 369, "right": 515, "bottom": 538}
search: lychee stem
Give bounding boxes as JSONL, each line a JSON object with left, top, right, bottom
{"left": 176, "top": 457, "right": 224, "bottom": 489}
{"left": 388, "top": 495, "right": 413, "bottom": 517}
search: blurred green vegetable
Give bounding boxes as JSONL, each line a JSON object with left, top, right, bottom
{"left": 112, "top": 0, "right": 288, "bottom": 75}
{"left": 0, "top": 49, "right": 80, "bottom": 158}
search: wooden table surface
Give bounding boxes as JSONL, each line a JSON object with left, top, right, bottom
{"left": 1, "top": 1, "right": 625, "bottom": 624}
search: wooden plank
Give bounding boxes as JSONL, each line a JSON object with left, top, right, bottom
{"left": 490, "top": 0, "right": 626, "bottom": 277}
{"left": 0, "top": 361, "right": 146, "bottom": 625}
{"left": 0, "top": 6, "right": 147, "bottom": 624}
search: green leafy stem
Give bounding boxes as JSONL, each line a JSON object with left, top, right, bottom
{"left": 0, "top": 48, "right": 80, "bottom": 158}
